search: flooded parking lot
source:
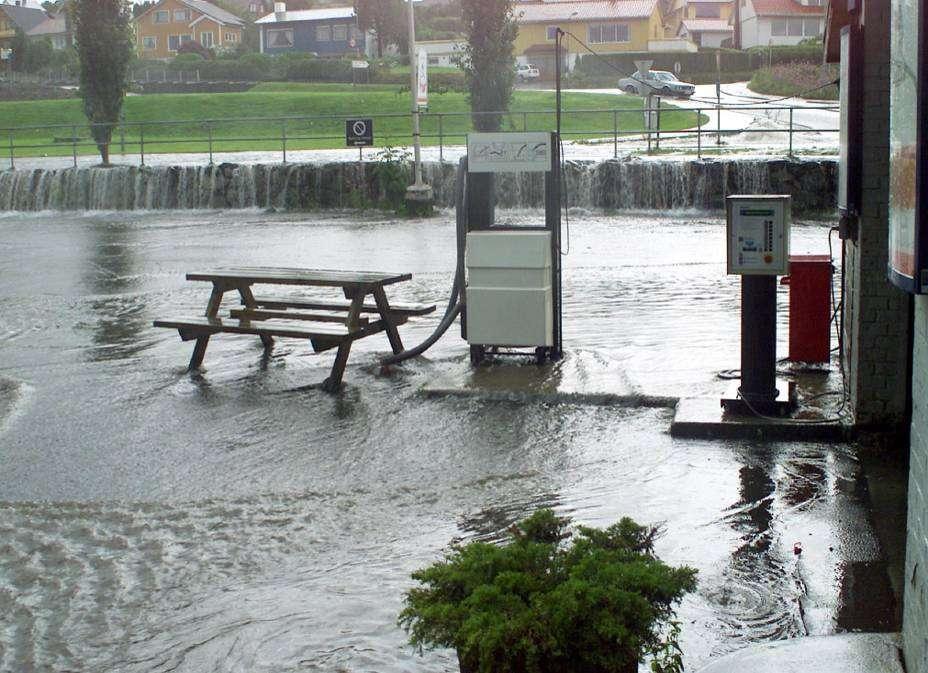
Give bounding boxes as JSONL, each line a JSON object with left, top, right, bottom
{"left": 0, "top": 208, "right": 897, "bottom": 672}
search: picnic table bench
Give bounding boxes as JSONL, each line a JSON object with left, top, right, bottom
{"left": 153, "top": 267, "right": 435, "bottom": 392}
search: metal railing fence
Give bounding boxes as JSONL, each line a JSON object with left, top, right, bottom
{"left": 1, "top": 103, "right": 839, "bottom": 170}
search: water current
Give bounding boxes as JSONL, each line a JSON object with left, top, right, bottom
{"left": 0, "top": 209, "right": 891, "bottom": 672}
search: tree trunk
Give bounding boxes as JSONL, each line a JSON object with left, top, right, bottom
{"left": 100, "top": 142, "right": 110, "bottom": 166}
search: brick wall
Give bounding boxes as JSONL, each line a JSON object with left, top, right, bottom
{"left": 906, "top": 296, "right": 928, "bottom": 673}
{"left": 841, "top": 0, "right": 911, "bottom": 427}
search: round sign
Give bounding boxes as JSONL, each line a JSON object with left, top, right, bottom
{"left": 673, "top": 61, "right": 682, "bottom": 75}
{"left": 352, "top": 120, "right": 367, "bottom": 136}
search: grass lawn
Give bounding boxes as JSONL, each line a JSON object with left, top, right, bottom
{"left": 1, "top": 83, "right": 706, "bottom": 159}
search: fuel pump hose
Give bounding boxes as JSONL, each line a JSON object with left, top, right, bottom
{"left": 379, "top": 158, "right": 468, "bottom": 366}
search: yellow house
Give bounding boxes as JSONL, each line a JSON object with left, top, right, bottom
{"left": 514, "top": 0, "right": 664, "bottom": 79}
{"left": 677, "top": 0, "right": 734, "bottom": 47}
{"left": 134, "top": 0, "right": 245, "bottom": 59}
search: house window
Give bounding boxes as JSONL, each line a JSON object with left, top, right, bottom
{"left": 695, "top": 4, "right": 721, "bottom": 18}
{"left": 143, "top": 35, "right": 157, "bottom": 49}
{"left": 173, "top": 9, "right": 189, "bottom": 21}
{"left": 225, "top": 31, "right": 239, "bottom": 42}
{"left": 332, "top": 24, "right": 347, "bottom": 41}
{"left": 588, "top": 23, "right": 629, "bottom": 44}
{"left": 802, "top": 17, "right": 821, "bottom": 35}
{"left": 248, "top": 2, "right": 258, "bottom": 12}
{"left": 267, "top": 28, "right": 292, "bottom": 47}
{"left": 787, "top": 17, "right": 803, "bottom": 35}
{"left": 153, "top": 10, "right": 169, "bottom": 23}
{"left": 200, "top": 31, "right": 213, "bottom": 47}
{"left": 52, "top": 35, "right": 67, "bottom": 49}
{"left": 546, "top": 25, "right": 558, "bottom": 40}
{"left": 168, "top": 34, "right": 192, "bottom": 50}
{"left": 771, "top": 19, "right": 787, "bottom": 35}
{"left": 316, "top": 24, "right": 331, "bottom": 41}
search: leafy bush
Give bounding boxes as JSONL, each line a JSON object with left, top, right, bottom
{"left": 749, "top": 62, "right": 838, "bottom": 100}
{"left": 168, "top": 52, "right": 205, "bottom": 71}
{"left": 371, "top": 146, "right": 411, "bottom": 212}
{"left": 176, "top": 40, "right": 213, "bottom": 60}
{"left": 281, "top": 55, "right": 353, "bottom": 82}
{"left": 400, "top": 509, "right": 697, "bottom": 673}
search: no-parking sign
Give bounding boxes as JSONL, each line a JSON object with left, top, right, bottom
{"left": 346, "top": 118, "right": 373, "bottom": 147}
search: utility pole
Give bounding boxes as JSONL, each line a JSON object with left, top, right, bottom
{"left": 404, "top": 0, "right": 433, "bottom": 214}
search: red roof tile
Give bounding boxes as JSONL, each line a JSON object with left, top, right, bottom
{"left": 751, "top": 0, "right": 825, "bottom": 16}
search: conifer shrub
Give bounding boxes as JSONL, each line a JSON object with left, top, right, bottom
{"left": 400, "top": 509, "right": 697, "bottom": 673}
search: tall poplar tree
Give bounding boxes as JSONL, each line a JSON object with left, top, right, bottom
{"left": 72, "top": 0, "right": 133, "bottom": 166}
{"left": 459, "top": 0, "right": 516, "bottom": 131}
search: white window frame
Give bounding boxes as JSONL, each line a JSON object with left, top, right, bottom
{"left": 332, "top": 23, "right": 347, "bottom": 41}
{"left": 266, "top": 28, "right": 292, "bottom": 47}
{"left": 588, "top": 23, "right": 629, "bottom": 44}
{"left": 200, "top": 31, "right": 213, "bottom": 47}
{"left": 143, "top": 35, "right": 157, "bottom": 49}
{"left": 316, "top": 24, "right": 331, "bottom": 41}
{"left": 153, "top": 10, "right": 169, "bottom": 23}
{"left": 224, "top": 31, "right": 239, "bottom": 42}
{"left": 771, "top": 18, "right": 788, "bottom": 36}
{"left": 173, "top": 9, "right": 189, "bottom": 21}
{"left": 802, "top": 17, "right": 821, "bottom": 35}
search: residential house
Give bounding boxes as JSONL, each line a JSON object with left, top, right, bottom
{"left": 256, "top": 4, "right": 364, "bottom": 57}
{"left": 513, "top": 0, "right": 665, "bottom": 79}
{"left": 133, "top": 0, "right": 245, "bottom": 59}
{"left": 25, "top": 8, "right": 72, "bottom": 50}
{"left": 676, "top": 0, "right": 733, "bottom": 47}
{"left": 417, "top": 39, "right": 464, "bottom": 68}
{"left": 736, "top": 0, "right": 825, "bottom": 48}
{"left": 0, "top": 1, "right": 45, "bottom": 49}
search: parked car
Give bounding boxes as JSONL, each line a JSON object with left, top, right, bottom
{"left": 618, "top": 70, "right": 695, "bottom": 98}
{"left": 516, "top": 63, "right": 540, "bottom": 82}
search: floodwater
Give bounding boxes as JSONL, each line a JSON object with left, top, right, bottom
{"left": 0, "top": 208, "right": 895, "bottom": 673}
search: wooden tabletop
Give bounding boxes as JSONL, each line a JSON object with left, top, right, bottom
{"left": 186, "top": 267, "right": 413, "bottom": 288}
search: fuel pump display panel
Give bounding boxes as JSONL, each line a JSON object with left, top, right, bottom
{"left": 726, "top": 195, "right": 791, "bottom": 276}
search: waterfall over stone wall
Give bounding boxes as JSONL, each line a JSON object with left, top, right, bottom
{"left": 0, "top": 158, "right": 837, "bottom": 215}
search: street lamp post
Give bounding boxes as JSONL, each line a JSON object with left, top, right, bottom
{"left": 404, "top": 0, "right": 433, "bottom": 214}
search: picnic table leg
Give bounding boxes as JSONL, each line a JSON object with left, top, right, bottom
{"left": 188, "top": 282, "right": 227, "bottom": 370}
{"left": 237, "top": 284, "right": 274, "bottom": 351}
{"left": 322, "top": 341, "right": 353, "bottom": 393}
{"left": 372, "top": 287, "right": 405, "bottom": 355}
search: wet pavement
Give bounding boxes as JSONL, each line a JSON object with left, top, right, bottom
{"left": 0, "top": 208, "right": 902, "bottom": 672}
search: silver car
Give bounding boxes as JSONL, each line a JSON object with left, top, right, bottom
{"left": 618, "top": 70, "right": 695, "bottom": 98}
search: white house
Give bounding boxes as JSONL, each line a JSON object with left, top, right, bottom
{"left": 416, "top": 39, "right": 464, "bottom": 68}
{"left": 736, "top": 0, "right": 825, "bottom": 48}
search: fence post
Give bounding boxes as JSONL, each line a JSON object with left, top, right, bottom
{"left": 120, "top": 120, "right": 125, "bottom": 156}
{"left": 697, "top": 108, "right": 701, "bottom": 160}
{"left": 196, "top": 69, "right": 200, "bottom": 83}
{"left": 613, "top": 109, "right": 618, "bottom": 159}
{"left": 8, "top": 132, "right": 13, "bottom": 170}
{"left": 438, "top": 113, "right": 443, "bottom": 162}
{"left": 207, "top": 122, "right": 213, "bottom": 164}
{"left": 72, "top": 124, "right": 77, "bottom": 167}
{"left": 788, "top": 107, "right": 794, "bottom": 157}
{"left": 523, "top": 111, "right": 527, "bottom": 132}
{"left": 140, "top": 125, "right": 145, "bottom": 166}
{"left": 282, "top": 122, "right": 287, "bottom": 163}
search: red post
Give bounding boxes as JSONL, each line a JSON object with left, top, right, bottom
{"left": 783, "top": 255, "right": 833, "bottom": 363}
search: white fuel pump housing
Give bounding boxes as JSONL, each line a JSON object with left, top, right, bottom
{"left": 465, "top": 230, "right": 553, "bottom": 347}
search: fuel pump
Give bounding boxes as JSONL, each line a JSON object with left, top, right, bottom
{"left": 461, "top": 131, "right": 563, "bottom": 365}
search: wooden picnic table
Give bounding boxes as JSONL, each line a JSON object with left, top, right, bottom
{"left": 154, "top": 267, "right": 435, "bottom": 392}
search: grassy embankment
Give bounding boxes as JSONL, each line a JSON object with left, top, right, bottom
{"left": 748, "top": 63, "right": 839, "bottom": 101}
{"left": 1, "top": 82, "right": 705, "bottom": 159}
